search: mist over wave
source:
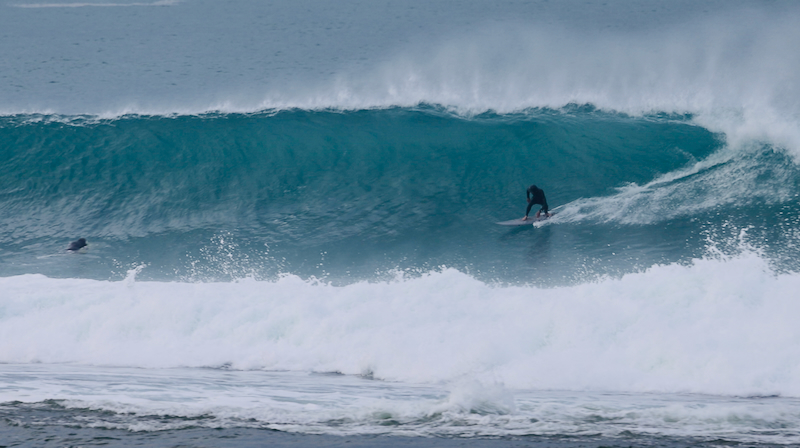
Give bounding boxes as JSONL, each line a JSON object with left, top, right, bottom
{"left": 271, "top": 11, "right": 800, "bottom": 158}
{"left": 2, "top": 1, "right": 799, "bottom": 156}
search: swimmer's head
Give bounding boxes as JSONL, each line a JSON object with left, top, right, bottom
{"left": 67, "top": 238, "right": 88, "bottom": 252}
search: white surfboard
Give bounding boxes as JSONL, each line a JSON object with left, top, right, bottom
{"left": 496, "top": 214, "right": 553, "bottom": 226}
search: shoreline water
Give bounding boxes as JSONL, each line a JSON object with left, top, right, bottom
{"left": 1, "top": 406, "right": 793, "bottom": 448}
{"left": 4, "top": 364, "right": 800, "bottom": 446}
{"left": 0, "top": 425, "right": 727, "bottom": 448}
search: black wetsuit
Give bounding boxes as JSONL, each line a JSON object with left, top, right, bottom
{"left": 67, "top": 238, "right": 87, "bottom": 251}
{"left": 525, "top": 185, "right": 549, "bottom": 217}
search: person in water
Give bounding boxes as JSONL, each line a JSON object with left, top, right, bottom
{"left": 522, "top": 185, "right": 550, "bottom": 220}
{"left": 67, "top": 238, "right": 87, "bottom": 252}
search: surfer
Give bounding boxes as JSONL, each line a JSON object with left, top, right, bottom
{"left": 67, "top": 238, "right": 87, "bottom": 252}
{"left": 522, "top": 185, "right": 550, "bottom": 221}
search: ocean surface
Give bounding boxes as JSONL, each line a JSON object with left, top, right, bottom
{"left": 2, "top": 0, "right": 800, "bottom": 446}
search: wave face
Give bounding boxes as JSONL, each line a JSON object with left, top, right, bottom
{"left": 3, "top": 108, "right": 798, "bottom": 283}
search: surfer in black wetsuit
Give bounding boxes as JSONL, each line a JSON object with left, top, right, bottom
{"left": 522, "top": 185, "right": 550, "bottom": 221}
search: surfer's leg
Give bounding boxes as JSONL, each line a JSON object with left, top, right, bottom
{"left": 525, "top": 201, "right": 536, "bottom": 217}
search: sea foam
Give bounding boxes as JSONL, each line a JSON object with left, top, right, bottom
{"left": 2, "top": 246, "right": 799, "bottom": 397}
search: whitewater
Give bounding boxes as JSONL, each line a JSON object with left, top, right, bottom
{"left": 3, "top": 242, "right": 800, "bottom": 394}
{"left": 2, "top": 0, "right": 800, "bottom": 446}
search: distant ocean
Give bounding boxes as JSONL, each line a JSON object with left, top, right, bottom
{"left": 3, "top": 0, "right": 800, "bottom": 446}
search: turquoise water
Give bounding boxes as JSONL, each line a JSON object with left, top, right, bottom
{"left": 3, "top": 107, "right": 797, "bottom": 284}
{"left": 3, "top": 0, "right": 800, "bottom": 446}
